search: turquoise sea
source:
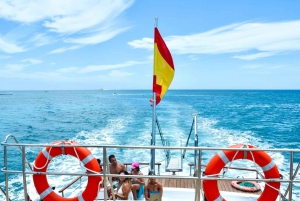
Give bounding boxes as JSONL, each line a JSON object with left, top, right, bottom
{"left": 0, "top": 90, "right": 300, "bottom": 200}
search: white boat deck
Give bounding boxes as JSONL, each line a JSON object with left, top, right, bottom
{"left": 91, "top": 187, "right": 263, "bottom": 201}
{"left": 1, "top": 136, "right": 295, "bottom": 201}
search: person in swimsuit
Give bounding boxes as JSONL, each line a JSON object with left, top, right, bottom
{"left": 107, "top": 155, "right": 126, "bottom": 197}
{"left": 130, "top": 162, "right": 145, "bottom": 200}
{"left": 144, "top": 171, "right": 163, "bottom": 201}
{"left": 110, "top": 170, "right": 133, "bottom": 200}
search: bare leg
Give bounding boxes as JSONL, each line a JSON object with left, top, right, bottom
{"left": 131, "top": 184, "right": 140, "bottom": 200}
{"left": 107, "top": 186, "right": 112, "bottom": 198}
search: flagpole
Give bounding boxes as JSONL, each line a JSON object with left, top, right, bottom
{"left": 151, "top": 17, "right": 158, "bottom": 175}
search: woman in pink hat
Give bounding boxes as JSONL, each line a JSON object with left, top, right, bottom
{"left": 130, "top": 162, "right": 145, "bottom": 200}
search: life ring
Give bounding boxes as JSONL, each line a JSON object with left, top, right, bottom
{"left": 203, "top": 144, "right": 280, "bottom": 201}
{"left": 33, "top": 140, "right": 102, "bottom": 201}
{"left": 231, "top": 180, "right": 261, "bottom": 192}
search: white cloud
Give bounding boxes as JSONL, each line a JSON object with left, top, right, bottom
{"left": 43, "top": 0, "right": 133, "bottom": 34}
{"left": 49, "top": 46, "right": 81, "bottom": 54}
{"left": 56, "top": 67, "right": 79, "bottom": 74}
{"left": 0, "top": 37, "right": 24, "bottom": 53}
{"left": 0, "top": 0, "right": 134, "bottom": 28}
{"left": 108, "top": 70, "right": 133, "bottom": 78}
{"left": 27, "top": 33, "right": 54, "bottom": 47}
{"left": 233, "top": 52, "right": 277, "bottom": 60}
{"left": 188, "top": 55, "right": 199, "bottom": 61}
{"left": 4, "top": 64, "right": 26, "bottom": 71}
{"left": 55, "top": 60, "right": 145, "bottom": 75}
{"left": 78, "top": 60, "right": 145, "bottom": 74}
{"left": 0, "top": 69, "right": 117, "bottom": 87}
{"left": 1, "top": 59, "right": 42, "bottom": 73}
{"left": 128, "top": 37, "right": 153, "bottom": 49}
{"left": 128, "top": 20, "right": 300, "bottom": 60}
{"left": 65, "top": 27, "right": 130, "bottom": 45}
{"left": 21, "top": 58, "right": 42, "bottom": 65}
{"left": 0, "top": 0, "right": 134, "bottom": 52}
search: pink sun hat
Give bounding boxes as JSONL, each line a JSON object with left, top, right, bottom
{"left": 131, "top": 162, "right": 140, "bottom": 169}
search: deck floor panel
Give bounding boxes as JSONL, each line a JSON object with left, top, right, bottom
{"left": 156, "top": 178, "right": 261, "bottom": 195}
{"left": 218, "top": 180, "right": 261, "bottom": 195}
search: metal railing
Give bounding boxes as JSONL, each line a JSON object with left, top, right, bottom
{"left": 58, "top": 162, "right": 162, "bottom": 197}
{"left": 2, "top": 135, "right": 300, "bottom": 201}
{"left": 156, "top": 115, "right": 170, "bottom": 164}
{"left": 182, "top": 114, "right": 198, "bottom": 160}
{"left": 58, "top": 175, "right": 82, "bottom": 197}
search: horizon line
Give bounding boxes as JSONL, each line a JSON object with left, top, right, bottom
{"left": 1, "top": 89, "right": 300, "bottom": 91}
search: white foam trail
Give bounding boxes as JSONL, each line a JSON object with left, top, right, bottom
{"left": 1, "top": 110, "right": 299, "bottom": 200}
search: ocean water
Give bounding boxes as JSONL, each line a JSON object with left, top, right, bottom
{"left": 0, "top": 90, "right": 300, "bottom": 200}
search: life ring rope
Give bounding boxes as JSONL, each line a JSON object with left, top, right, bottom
{"left": 33, "top": 140, "right": 101, "bottom": 174}
{"left": 243, "top": 145, "right": 281, "bottom": 194}
{"left": 33, "top": 140, "right": 66, "bottom": 170}
{"left": 215, "top": 144, "right": 281, "bottom": 194}
{"left": 203, "top": 144, "right": 281, "bottom": 201}
{"left": 206, "top": 144, "right": 245, "bottom": 177}
{"left": 33, "top": 140, "right": 103, "bottom": 201}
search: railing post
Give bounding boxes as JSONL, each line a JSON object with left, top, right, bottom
{"left": 158, "top": 164, "right": 160, "bottom": 175}
{"left": 289, "top": 151, "right": 293, "bottom": 201}
{"left": 4, "top": 143, "right": 9, "bottom": 201}
{"left": 103, "top": 147, "right": 108, "bottom": 201}
{"left": 194, "top": 149, "right": 202, "bottom": 201}
{"left": 194, "top": 114, "right": 198, "bottom": 176}
{"left": 21, "top": 146, "right": 28, "bottom": 201}
{"left": 199, "top": 149, "right": 202, "bottom": 201}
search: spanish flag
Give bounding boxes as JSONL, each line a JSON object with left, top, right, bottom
{"left": 152, "top": 27, "right": 175, "bottom": 105}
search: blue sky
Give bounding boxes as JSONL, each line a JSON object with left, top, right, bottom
{"left": 0, "top": 0, "right": 300, "bottom": 90}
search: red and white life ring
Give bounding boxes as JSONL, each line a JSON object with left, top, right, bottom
{"left": 33, "top": 140, "right": 102, "bottom": 201}
{"left": 231, "top": 180, "right": 261, "bottom": 192}
{"left": 203, "top": 144, "right": 280, "bottom": 201}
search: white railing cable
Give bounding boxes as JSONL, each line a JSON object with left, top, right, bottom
{"left": 3, "top": 135, "right": 300, "bottom": 201}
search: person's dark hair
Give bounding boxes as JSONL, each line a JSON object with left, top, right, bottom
{"left": 119, "top": 170, "right": 129, "bottom": 175}
{"left": 97, "top": 159, "right": 102, "bottom": 168}
{"left": 108, "top": 155, "right": 115, "bottom": 163}
{"left": 118, "top": 170, "right": 131, "bottom": 183}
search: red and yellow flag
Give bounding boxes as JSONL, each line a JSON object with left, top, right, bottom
{"left": 152, "top": 27, "right": 175, "bottom": 105}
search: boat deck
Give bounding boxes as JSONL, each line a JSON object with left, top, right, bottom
{"left": 157, "top": 178, "right": 261, "bottom": 195}
{"left": 157, "top": 178, "right": 195, "bottom": 189}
